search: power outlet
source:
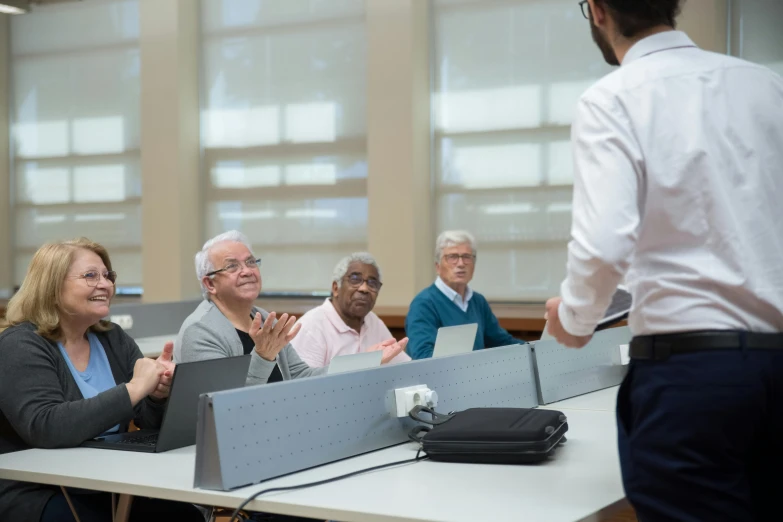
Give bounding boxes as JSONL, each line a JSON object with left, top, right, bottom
{"left": 393, "top": 384, "right": 438, "bottom": 417}
{"left": 111, "top": 314, "right": 134, "bottom": 330}
{"left": 612, "top": 344, "right": 630, "bottom": 365}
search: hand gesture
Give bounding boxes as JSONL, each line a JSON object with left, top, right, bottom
{"left": 249, "top": 312, "right": 301, "bottom": 362}
{"left": 150, "top": 342, "right": 175, "bottom": 400}
{"left": 127, "top": 358, "right": 165, "bottom": 405}
{"left": 368, "top": 337, "right": 409, "bottom": 365}
{"left": 544, "top": 297, "right": 592, "bottom": 348}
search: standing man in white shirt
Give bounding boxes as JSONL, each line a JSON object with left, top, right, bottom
{"left": 544, "top": 0, "right": 783, "bottom": 520}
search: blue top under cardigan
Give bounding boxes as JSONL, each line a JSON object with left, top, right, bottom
{"left": 58, "top": 333, "right": 120, "bottom": 434}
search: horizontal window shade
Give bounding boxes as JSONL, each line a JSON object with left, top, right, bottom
{"left": 11, "top": 0, "right": 139, "bottom": 54}
{"left": 207, "top": 155, "right": 367, "bottom": 189}
{"left": 206, "top": 197, "right": 368, "bottom": 246}
{"left": 11, "top": 0, "right": 141, "bottom": 288}
{"left": 247, "top": 246, "right": 364, "bottom": 294}
{"left": 15, "top": 203, "right": 142, "bottom": 250}
{"left": 201, "top": 25, "right": 366, "bottom": 146}
{"left": 202, "top": 0, "right": 367, "bottom": 293}
{"left": 15, "top": 251, "right": 142, "bottom": 292}
{"left": 16, "top": 158, "right": 141, "bottom": 205}
{"left": 432, "top": 0, "right": 614, "bottom": 300}
{"left": 201, "top": 0, "right": 364, "bottom": 33}
{"left": 469, "top": 245, "right": 569, "bottom": 301}
{"left": 437, "top": 189, "right": 573, "bottom": 244}
{"left": 13, "top": 49, "right": 141, "bottom": 158}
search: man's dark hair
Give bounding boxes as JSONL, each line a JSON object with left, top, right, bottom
{"left": 598, "top": 0, "right": 683, "bottom": 38}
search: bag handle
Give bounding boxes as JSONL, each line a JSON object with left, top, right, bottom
{"left": 407, "top": 425, "right": 431, "bottom": 443}
{"left": 408, "top": 405, "right": 455, "bottom": 425}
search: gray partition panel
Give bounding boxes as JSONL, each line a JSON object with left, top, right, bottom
{"left": 108, "top": 300, "right": 201, "bottom": 338}
{"left": 195, "top": 344, "right": 536, "bottom": 491}
{"left": 533, "top": 326, "right": 631, "bottom": 404}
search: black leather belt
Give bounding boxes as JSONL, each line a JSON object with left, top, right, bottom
{"left": 629, "top": 331, "right": 783, "bottom": 361}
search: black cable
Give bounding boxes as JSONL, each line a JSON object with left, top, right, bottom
{"left": 229, "top": 448, "right": 428, "bottom": 522}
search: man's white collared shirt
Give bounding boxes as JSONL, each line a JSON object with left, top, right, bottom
{"left": 559, "top": 31, "right": 783, "bottom": 336}
{"left": 435, "top": 277, "right": 474, "bottom": 313}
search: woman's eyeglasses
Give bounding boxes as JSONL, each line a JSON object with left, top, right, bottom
{"left": 72, "top": 270, "right": 117, "bottom": 287}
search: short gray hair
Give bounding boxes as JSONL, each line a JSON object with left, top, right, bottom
{"left": 195, "top": 230, "right": 255, "bottom": 298}
{"left": 332, "top": 252, "right": 382, "bottom": 289}
{"left": 435, "top": 230, "right": 477, "bottom": 262}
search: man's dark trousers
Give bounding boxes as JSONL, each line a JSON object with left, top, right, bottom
{"left": 617, "top": 344, "right": 783, "bottom": 521}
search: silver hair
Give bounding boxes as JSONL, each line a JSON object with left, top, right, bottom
{"left": 435, "top": 230, "right": 477, "bottom": 262}
{"left": 195, "top": 230, "right": 255, "bottom": 299}
{"left": 332, "top": 252, "right": 382, "bottom": 289}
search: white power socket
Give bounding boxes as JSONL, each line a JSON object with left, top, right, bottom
{"left": 111, "top": 314, "right": 134, "bottom": 330}
{"left": 394, "top": 384, "right": 438, "bottom": 418}
{"left": 611, "top": 344, "right": 630, "bottom": 366}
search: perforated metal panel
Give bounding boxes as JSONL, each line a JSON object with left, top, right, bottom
{"left": 533, "top": 326, "right": 631, "bottom": 404}
{"left": 195, "top": 344, "right": 536, "bottom": 491}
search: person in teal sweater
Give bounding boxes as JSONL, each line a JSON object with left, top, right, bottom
{"left": 405, "top": 230, "right": 525, "bottom": 359}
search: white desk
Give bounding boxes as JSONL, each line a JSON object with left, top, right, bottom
{"left": 0, "top": 406, "right": 625, "bottom": 522}
{"left": 542, "top": 386, "right": 618, "bottom": 413}
{"left": 133, "top": 334, "right": 177, "bottom": 358}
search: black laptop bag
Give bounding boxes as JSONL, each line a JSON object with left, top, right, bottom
{"left": 408, "top": 405, "right": 568, "bottom": 464}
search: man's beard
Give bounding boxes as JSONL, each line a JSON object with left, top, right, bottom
{"left": 590, "top": 19, "right": 620, "bottom": 66}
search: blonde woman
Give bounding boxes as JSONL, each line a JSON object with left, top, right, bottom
{"left": 0, "top": 238, "right": 202, "bottom": 522}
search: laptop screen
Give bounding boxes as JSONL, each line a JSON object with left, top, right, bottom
{"left": 327, "top": 351, "right": 383, "bottom": 375}
{"left": 432, "top": 323, "right": 478, "bottom": 358}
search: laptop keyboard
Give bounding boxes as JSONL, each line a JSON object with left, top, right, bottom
{"left": 116, "top": 434, "right": 158, "bottom": 447}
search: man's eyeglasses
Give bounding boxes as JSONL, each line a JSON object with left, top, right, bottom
{"left": 442, "top": 253, "right": 476, "bottom": 265}
{"left": 207, "top": 258, "right": 262, "bottom": 277}
{"left": 578, "top": 0, "right": 590, "bottom": 19}
{"left": 345, "top": 273, "right": 382, "bottom": 292}
{"left": 71, "top": 270, "right": 117, "bottom": 287}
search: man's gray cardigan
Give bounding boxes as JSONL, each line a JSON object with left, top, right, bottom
{"left": 0, "top": 322, "right": 166, "bottom": 522}
{"left": 174, "top": 300, "right": 327, "bottom": 385}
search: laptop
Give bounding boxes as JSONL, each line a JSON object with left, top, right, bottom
{"left": 81, "top": 355, "right": 251, "bottom": 453}
{"left": 540, "top": 286, "right": 632, "bottom": 341}
{"left": 327, "top": 350, "right": 383, "bottom": 375}
{"left": 432, "top": 323, "right": 479, "bottom": 358}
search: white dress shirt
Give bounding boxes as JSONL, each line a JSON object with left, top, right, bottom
{"left": 435, "top": 277, "right": 474, "bottom": 313}
{"left": 559, "top": 31, "right": 783, "bottom": 337}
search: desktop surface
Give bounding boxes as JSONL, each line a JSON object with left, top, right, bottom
{"left": 0, "top": 407, "right": 624, "bottom": 522}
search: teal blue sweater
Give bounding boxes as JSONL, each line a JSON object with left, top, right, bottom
{"left": 405, "top": 284, "right": 524, "bottom": 360}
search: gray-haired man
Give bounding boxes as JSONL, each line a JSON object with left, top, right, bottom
{"left": 175, "top": 233, "right": 405, "bottom": 385}
{"left": 405, "top": 230, "right": 524, "bottom": 360}
{"left": 291, "top": 252, "right": 410, "bottom": 367}
{"left": 174, "top": 230, "right": 317, "bottom": 385}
